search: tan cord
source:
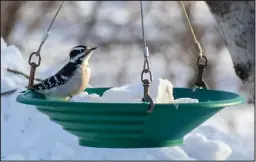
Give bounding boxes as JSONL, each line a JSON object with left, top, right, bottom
{"left": 180, "top": 1, "right": 203, "bottom": 58}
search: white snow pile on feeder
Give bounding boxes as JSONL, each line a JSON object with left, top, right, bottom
{"left": 71, "top": 78, "right": 199, "bottom": 104}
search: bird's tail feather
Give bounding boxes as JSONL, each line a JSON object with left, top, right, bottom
{"left": 19, "top": 87, "right": 34, "bottom": 93}
{"left": 19, "top": 90, "right": 31, "bottom": 93}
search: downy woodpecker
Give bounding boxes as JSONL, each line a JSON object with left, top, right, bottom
{"left": 27, "top": 45, "right": 97, "bottom": 101}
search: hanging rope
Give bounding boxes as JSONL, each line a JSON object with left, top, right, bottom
{"left": 180, "top": 1, "right": 208, "bottom": 89}
{"left": 139, "top": 1, "right": 155, "bottom": 113}
{"left": 27, "top": 1, "right": 64, "bottom": 89}
{"left": 180, "top": 1, "right": 203, "bottom": 58}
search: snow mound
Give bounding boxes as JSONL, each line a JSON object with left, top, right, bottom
{"left": 183, "top": 133, "right": 232, "bottom": 160}
{"left": 72, "top": 78, "right": 198, "bottom": 104}
{"left": 1, "top": 37, "right": 7, "bottom": 50}
{"left": 1, "top": 44, "right": 27, "bottom": 72}
{"left": 100, "top": 78, "right": 175, "bottom": 103}
{"left": 72, "top": 92, "right": 102, "bottom": 102}
{"left": 1, "top": 76, "right": 17, "bottom": 94}
{"left": 1, "top": 38, "right": 29, "bottom": 94}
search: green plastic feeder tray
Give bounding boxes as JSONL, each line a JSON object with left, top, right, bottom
{"left": 16, "top": 87, "right": 244, "bottom": 148}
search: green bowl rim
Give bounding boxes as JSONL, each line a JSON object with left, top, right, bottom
{"left": 16, "top": 87, "right": 245, "bottom": 108}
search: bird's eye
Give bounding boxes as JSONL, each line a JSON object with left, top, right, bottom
{"left": 81, "top": 49, "right": 85, "bottom": 53}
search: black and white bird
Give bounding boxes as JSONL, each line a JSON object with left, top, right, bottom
{"left": 26, "top": 45, "right": 97, "bottom": 101}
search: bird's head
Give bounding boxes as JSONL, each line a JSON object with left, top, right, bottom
{"left": 69, "top": 45, "right": 97, "bottom": 64}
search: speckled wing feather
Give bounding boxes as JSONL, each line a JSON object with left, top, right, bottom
{"left": 30, "top": 63, "right": 77, "bottom": 91}
{"left": 30, "top": 74, "right": 67, "bottom": 91}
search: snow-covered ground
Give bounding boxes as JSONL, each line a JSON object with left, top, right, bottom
{"left": 1, "top": 38, "right": 254, "bottom": 160}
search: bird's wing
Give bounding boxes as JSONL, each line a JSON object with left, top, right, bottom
{"left": 30, "top": 73, "right": 70, "bottom": 92}
{"left": 30, "top": 63, "right": 76, "bottom": 91}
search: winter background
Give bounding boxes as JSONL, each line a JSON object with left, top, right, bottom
{"left": 1, "top": 1, "right": 255, "bottom": 160}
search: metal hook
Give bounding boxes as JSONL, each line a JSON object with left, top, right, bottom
{"left": 195, "top": 56, "right": 208, "bottom": 89}
{"left": 141, "top": 79, "right": 155, "bottom": 113}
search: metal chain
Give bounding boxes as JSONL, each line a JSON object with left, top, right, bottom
{"left": 140, "top": 1, "right": 155, "bottom": 113}
{"left": 180, "top": 1, "right": 208, "bottom": 89}
{"left": 27, "top": 1, "right": 64, "bottom": 89}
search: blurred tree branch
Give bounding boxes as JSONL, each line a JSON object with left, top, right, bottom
{"left": 77, "top": 1, "right": 103, "bottom": 44}
{"left": 24, "top": 1, "right": 57, "bottom": 36}
{"left": 1, "top": 1, "right": 26, "bottom": 42}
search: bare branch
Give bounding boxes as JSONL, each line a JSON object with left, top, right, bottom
{"left": 7, "top": 68, "right": 43, "bottom": 82}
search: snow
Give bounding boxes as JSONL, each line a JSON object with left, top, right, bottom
{"left": 1, "top": 45, "right": 27, "bottom": 72}
{"left": 1, "top": 39, "right": 28, "bottom": 94}
{"left": 1, "top": 37, "right": 7, "bottom": 49}
{"left": 1, "top": 76, "right": 17, "bottom": 94}
{"left": 182, "top": 133, "right": 232, "bottom": 160}
{"left": 1, "top": 32, "right": 254, "bottom": 160}
{"left": 72, "top": 78, "right": 199, "bottom": 104}
{"left": 71, "top": 92, "right": 102, "bottom": 103}
{"left": 3, "top": 154, "right": 25, "bottom": 160}
{"left": 95, "top": 78, "right": 175, "bottom": 103}
{"left": 174, "top": 98, "right": 199, "bottom": 103}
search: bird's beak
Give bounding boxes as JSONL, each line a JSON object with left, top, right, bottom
{"left": 90, "top": 47, "right": 97, "bottom": 51}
